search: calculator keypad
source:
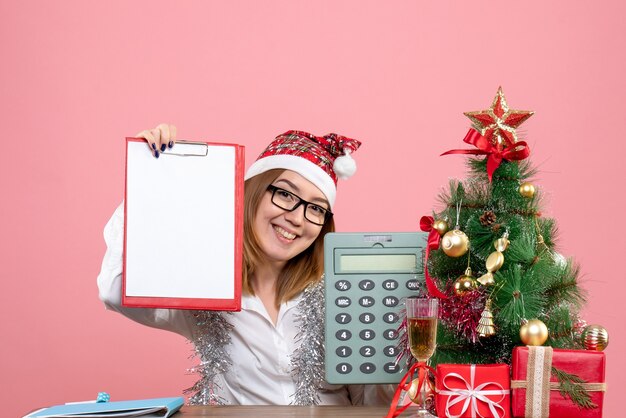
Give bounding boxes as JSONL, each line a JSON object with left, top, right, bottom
{"left": 326, "top": 275, "right": 420, "bottom": 383}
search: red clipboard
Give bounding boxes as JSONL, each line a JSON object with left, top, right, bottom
{"left": 122, "top": 137, "right": 244, "bottom": 310}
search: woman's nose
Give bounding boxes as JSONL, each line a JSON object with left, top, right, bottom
{"left": 283, "top": 204, "right": 305, "bottom": 225}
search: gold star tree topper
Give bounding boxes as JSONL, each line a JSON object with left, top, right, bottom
{"left": 464, "top": 87, "right": 534, "bottom": 148}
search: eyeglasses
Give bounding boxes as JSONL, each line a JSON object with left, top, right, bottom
{"left": 267, "top": 185, "right": 333, "bottom": 226}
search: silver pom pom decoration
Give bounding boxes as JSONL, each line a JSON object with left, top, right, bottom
{"left": 185, "top": 311, "right": 234, "bottom": 405}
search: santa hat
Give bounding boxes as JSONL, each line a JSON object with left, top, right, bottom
{"left": 244, "top": 130, "right": 361, "bottom": 207}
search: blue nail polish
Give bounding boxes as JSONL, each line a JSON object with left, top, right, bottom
{"left": 154, "top": 150, "right": 160, "bottom": 158}
{"left": 151, "top": 143, "right": 157, "bottom": 150}
{"left": 160, "top": 144, "right": 166, "bottom": 152}
{"left": 168, "top": 141, "right": 174, "bottom": 149}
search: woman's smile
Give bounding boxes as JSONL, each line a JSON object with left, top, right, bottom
{"left": 273, "top": 224, "right": 297, "bottom": 241}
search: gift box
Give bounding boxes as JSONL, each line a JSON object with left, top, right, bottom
{"left": 436, "top": 363, "right": 510, "bottom": 418}
{"left": 511, "top": 346, "right": 606, "bottom": 418}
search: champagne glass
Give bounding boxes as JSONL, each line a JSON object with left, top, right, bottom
{"left": 405, "top": 297, "right": 438, "bottom": 417}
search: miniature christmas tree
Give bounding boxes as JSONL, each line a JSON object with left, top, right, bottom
{"left": 419, "top": 87, "right": 588, "bottom": 366}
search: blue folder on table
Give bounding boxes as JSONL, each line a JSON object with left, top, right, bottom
{"left": 24, "top": 396, "right": 184, "bottom": 418}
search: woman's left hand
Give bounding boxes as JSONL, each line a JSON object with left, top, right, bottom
{"left": 135, "top": 123, "right": 177, "bottom": 158}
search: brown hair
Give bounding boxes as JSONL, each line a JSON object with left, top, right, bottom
{"left": 242, "top": 169, "right": 335, "bottom": 306}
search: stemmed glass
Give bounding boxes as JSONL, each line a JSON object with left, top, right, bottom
{"left": 405, "top": 297, "right": 438, "bottom": 417}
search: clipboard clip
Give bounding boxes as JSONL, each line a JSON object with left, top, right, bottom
{"left": 161, "top": 140, "right": 209, "bottom": 157}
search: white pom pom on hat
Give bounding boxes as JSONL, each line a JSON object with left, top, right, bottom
{"left": 333, "top": 150, "right": 357, "bottom": 180}
{"left": 244, "top": 130, "right": 362, "bottom": 208}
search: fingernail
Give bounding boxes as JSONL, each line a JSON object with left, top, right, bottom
{"left": 154, "top": 150, "right": 160, "bottom": 158}
{"left": 160, "top": 144, "right": 166, "bottom": 152}
{"left": 168, "top": 141, "right": 174, "bottom": 149}
{"left": 151, "top": 143, "right": 157, "bottom": 150}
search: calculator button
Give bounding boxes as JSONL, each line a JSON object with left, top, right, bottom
{"left": 335, "top": 313, "right": 352, "bottom": 324}
{"left": 359, "top": 346, "right": 376, "bottom": 357}
{"left": 359, "top": 313, "right": 376, "bottom": 324}
{"left": 335, "top": 297, "right": 351, "bottom": 307}
{"left": 359, "top": 329, "right": 376, "bottom": 340}
{"left": 384, "top": 345, "right": 398, "bottom": 357}
{"left": 383, "top": 279, "right": 398, "bottom": 290}
{"left": 336, "top": 346, "right": 352, "bottom": 358}
{"left": 337, "top": 363, "right": 353, "bottom": 374}
{"left": 359, "top": 296, "right": 375, "bottom": 307}
{"left": 358, "top": 279, "right": 375, "bottom": 290}
{"left": 384, "top": 329, "right": 399, "bottom": 340}
{"left": 382, "top": 296, "right": 399, "bottom": 307}
{"left": 335, "top": 280, "right": 351, "bottom": 291}
{"left": 336, "top": 330, "right": 352, "bottom": 341}
{"left": 383, "top": 312, "right": 399, "bottom": 324}
{"left": 360, "top": 363, "right": 376, "bottom": 374}
{"left": 406, "top": 279, "right": 419, "bottom": 290}
{"left": 384, "top": 362, "right": 401, "bottom": 373}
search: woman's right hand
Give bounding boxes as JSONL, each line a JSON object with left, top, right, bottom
{"left": 135, "top": 123, "right": 178, "bottom": 158}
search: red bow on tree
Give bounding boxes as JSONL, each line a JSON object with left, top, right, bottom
{"left": 420, "top": 216, "right": 448, "bottom": 299}
{"left": 441, "top": 129, "right": 530, "bottom": 181}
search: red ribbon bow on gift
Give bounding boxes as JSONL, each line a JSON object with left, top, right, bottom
{"left": 441, "top": 129, "right": 530, "bottom": 181}
{"left": 420, "top": 215, "right": 448, "bottom": 299}
{"left": 439, "top": 364, "right": 509, "bottom": 418}
{"left": 384, "top": 362, "right": 436, "bottom": 418}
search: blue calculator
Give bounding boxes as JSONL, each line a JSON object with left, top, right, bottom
{"left": 323, "top": 232, "right": 427, "bottom": 384}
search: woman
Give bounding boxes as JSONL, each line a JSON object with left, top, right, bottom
{"left": 97, "top": 124, "right": 389, "bottom": 405}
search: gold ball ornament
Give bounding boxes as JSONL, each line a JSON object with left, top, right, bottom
{"left": 520, "top": 319, "right": 549, "bottom": 346}
{"left": 519, "top": 182, "right": 536, "bottom": 198}
{"left": 454, "top": 267, "right": 477, "bottom": 295}
{"left": 433, "top": 219, "right": 449, "bottom": 236}
{"left": 582, "top": 324, "right": 609, "bottom": 351}
{"left": 441, "top": 229, "right": 470, "bottom": 257}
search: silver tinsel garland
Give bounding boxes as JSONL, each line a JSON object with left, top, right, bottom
{"left": 289, "top": 277, "right": 326, "bottom": 406}
{"left": 184, "top": 278, "right": 327, "bottom": 406}
{"left": 185, "top": 310, "right": 234, "bottom": 405}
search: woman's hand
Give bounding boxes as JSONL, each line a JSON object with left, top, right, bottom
{"left": 135, "top": 123, "right": 177, "bottom": 158}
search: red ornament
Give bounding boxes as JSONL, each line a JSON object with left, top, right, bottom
{"left": 419, "top": 216, "right": 449, "bottom": 299}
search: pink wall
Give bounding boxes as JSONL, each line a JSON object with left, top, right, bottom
{"left": 2, "top": 1, "right": 623, "bottom": 416}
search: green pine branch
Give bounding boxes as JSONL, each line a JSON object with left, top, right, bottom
{"left": 492, "top": 265, "right": 548, "bottom": 336}
{"left": 551, "top": 366, "right": 598, "bottom": 409}
{"left": 536, "top": 217, "right": 558, "bottom": 248}
{"left": 544, "top": 304, "right": 582, "bottom": 348}
{"left": 544, "top": 260, "right": 587, "bottom": 309}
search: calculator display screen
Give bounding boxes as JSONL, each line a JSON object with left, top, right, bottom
{"left": 339, "top": 254, "right": 416, "bottom": 272}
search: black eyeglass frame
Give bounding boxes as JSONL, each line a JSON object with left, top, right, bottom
{"left": 267, "top": 185, "right": 333, "bottom": 226}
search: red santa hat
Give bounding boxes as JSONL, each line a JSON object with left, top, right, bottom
{"left": 244, "top": 130, "right": 361, "bottom": 208}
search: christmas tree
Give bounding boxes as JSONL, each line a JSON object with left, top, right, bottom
{"left": 419, "top": 87, "right": 588, "bottom": 366}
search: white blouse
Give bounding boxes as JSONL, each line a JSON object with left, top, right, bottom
{"left": 97, "top": 205, "right": 392, "bottom": 405}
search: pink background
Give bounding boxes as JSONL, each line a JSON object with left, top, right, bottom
{"left": 2, "top": 1, "right": 624, "bottom": 416}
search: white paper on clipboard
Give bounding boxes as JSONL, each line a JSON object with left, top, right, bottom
{"left": 123, "top": 138, "right": 244, "bottom": 310}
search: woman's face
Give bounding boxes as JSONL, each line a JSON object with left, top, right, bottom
{"left": 253, "top": 170, "right": 329, "bottom": 267}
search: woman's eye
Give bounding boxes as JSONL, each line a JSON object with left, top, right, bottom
{"left": 309, "top": 205, "right": 326, "bottom": 215}
{"left": 278, "top": 190, "right": 294, "bottom": 200}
